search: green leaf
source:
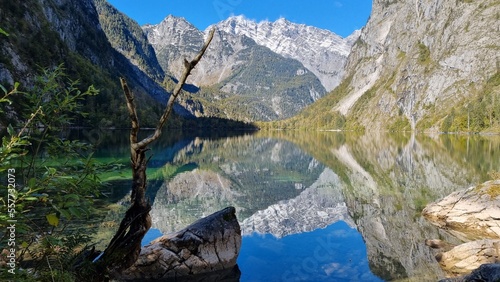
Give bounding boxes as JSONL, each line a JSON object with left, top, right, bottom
{"left": 44, "top": 167, "right": 57, "bottom": 176}
{"left": 28, "top": 178, "right": 37, "bottom": 188}
{"left": 7, "top": 124, "right": 14, "bottom": 136}
{"left": 23, "top": 197, "right": 38, "bottom": 201}
{"left": 0, "top": 27, "right": 8, "bottom": 37}
{"left": 63, "top": 194, "right": 80, "bottom": 202}
{"left": 59, "top": 209, "right": 71, "bottom": 220}
{"left": 46, "top": 213, "right": 59, "bottom": 227}
{"left": 68, "top": 206, "right": 82, "bottom": 217}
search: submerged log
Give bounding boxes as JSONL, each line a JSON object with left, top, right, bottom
{"left": 115, "top": 207, "right": 241, "bottom": 281}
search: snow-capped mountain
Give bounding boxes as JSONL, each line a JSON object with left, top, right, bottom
{"left": 143, "top": 15, "right": 327, "bottom": 121}
{"left": 214, "top": 15, "right": 360, "bottom": 91}
{"left": 143, "top": 16, "right": 205, "bottom": 82}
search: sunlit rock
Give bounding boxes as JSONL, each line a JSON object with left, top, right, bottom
{"left": 422, "top": 180, "right": 500, "bottom": 240}
{"left": 433, "top": 239, "right": 500, "bottom": 277}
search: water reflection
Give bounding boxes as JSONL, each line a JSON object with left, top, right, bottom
{"left": 240, "top": 168, "right": 352, "bottom": 238}
{"left": 93, "top": 129, "right": 500, "bottom": 281}
{"left": 331, "top": 132, "right": 498, "bottom": 281}
{"left": 150, "top": 135, "right": 324, "bottom": 233}
{"left": 239, "top": 221, "right": 382, "bottom": 282}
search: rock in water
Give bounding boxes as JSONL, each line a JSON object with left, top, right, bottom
{"left": 422, "top": 180, "right": 500, "bottom": 240}
{"left": 434, "top": 239, "right": 500, "bottom": 276}
{"left": 116, "top": 207, "right": 241, "bottom": 281}
{"left": 439, "top": 263, "right": 500, "bottom": 282}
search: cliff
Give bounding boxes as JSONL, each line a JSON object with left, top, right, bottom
{"left": 0, "top": 0, "right": 183, "bottom": 128}
{"left": 287, "top": 0, "right": 499, "bottom": 132}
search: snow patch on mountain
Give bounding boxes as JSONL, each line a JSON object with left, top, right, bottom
{"left": 212, "top": 15, "right": 359, "bottom": 91}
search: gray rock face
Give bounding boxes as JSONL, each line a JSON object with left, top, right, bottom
{"left": 422, "top": 180, "right": 500, "bottom": 240}
{"left": 335, "top": 0, "right": 499, "bottom": 130}
{"left": 116, "top": 207, "right": 241, "bottom": 281}
{"left": 143, "top": 16, "right": 205, "bottom": 84}
{"left": 215, "top": 15, "right": 358, "bottom": 91}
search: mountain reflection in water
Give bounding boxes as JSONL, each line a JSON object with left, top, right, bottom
{"left": 94, "top": 130, "right": 500, "bottom": 281}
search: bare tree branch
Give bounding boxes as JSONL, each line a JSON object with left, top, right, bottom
{"left": 136, "top": 28, "right": 215, "bottom": 149}
{"left": 90, "top": 28, "right": 216, "bottom": 279}
{"left": 120, "top": 78, "right": 139, "bottom": 145}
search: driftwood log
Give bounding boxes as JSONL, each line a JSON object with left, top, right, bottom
{"left": 116, "top": 207, "right": 241, "bottom": 281}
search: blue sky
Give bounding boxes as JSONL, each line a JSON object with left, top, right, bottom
{"left": 106, "top": 0, "right": 372, "bottom": 37}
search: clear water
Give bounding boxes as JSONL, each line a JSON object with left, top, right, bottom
{"left": 238, "top": 221, "right": 382, "bottom": 282}
{"left": 92, "top": 129, "right": 500, "bottom": 281}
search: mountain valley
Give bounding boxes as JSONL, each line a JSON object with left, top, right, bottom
{"left": 142, "top": 15, "right": 358, "bottom": 121}
{"left": 0, "top": 0, "right": 498, "bottom": 131}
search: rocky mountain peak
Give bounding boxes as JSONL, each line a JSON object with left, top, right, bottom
{"left": 213, "top": 15, "right": 358, "bottom": 91}
{"left": 143, "top": 15, "right": 203, "bottom": 46}
{"left": 143, "top": 14, "right": 327, "bottom": 121}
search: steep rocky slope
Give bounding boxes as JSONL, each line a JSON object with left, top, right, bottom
{"left": 143, "top": 15, "right": 204, "bottom": 83}
{"left": 143, "top": 15, "right": 327, "bottom": 121}
{"left": 215, "top": 15, "right": 359, "bottom": 91}
{"left": 93, "top": 0, "right": 165, "bottom": 82}
{"left": 0, "top": 0, "right": 182, "bottom": 127}
{"left": 287, "top": 0, "right": 499, "bottom": 132}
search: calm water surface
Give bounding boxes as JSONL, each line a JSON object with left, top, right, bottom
{"left": 91, "top": 130, "right": 500, "bottom": 281}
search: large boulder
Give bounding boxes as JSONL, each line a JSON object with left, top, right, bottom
{"left": 432, "top": 239, "right": 500, "bottom": 276}
{"left": 115, "top": 207, "right": 241, "bottom": 281}
{"left": 422, "top": 180, "right": 500, "bottom": 240}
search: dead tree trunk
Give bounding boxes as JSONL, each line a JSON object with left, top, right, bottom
{"left": 87, "top": 28, "right": 215, "bottom": 281}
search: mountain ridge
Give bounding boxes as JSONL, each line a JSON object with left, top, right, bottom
{"left": 277, "top": 0, "right": 499, "bottom": 133}
{"left": 212, "top": 15, "right": 359, "bottom": 91}
{"left": 143, "top": 15, "right": 333, "bottom": 121}
{"left": 0, "top": 0, "right": 176, "bottom": 128}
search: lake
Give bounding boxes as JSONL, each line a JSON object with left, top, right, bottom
{"left": 88, "top": 129, "right": 500, "bottom": 281}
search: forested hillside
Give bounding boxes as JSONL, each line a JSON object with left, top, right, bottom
{"left": 0, "top": 0, "right": 181, "bottom": 128}
{"left": 93, "top": 0, "right": 165, "bottom": 82}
